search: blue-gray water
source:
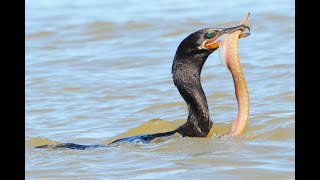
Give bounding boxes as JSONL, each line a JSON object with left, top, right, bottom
{"left": 26, "top": 0, "right": 294, "bottom": 179}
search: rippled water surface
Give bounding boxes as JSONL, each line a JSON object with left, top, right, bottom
{"left": 26, "top": 0, "right": 295, "bottom": 179}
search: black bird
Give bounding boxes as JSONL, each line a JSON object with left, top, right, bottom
{"left": 35, "top": 24, "right": 248, "bottom": 150}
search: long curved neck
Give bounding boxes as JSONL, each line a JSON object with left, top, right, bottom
{"left": 172, "top": 54, "right": 213, "bottom": 137}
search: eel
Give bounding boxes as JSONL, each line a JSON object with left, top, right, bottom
{"left": 219, "top": 13, "right": 251, "bottom": 136}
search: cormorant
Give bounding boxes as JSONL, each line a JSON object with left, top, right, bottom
{"left": 35, "top": 24, "right": 249, "bottom": 150}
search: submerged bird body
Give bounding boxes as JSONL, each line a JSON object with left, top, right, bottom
{"left": 35, "top": 20, "right": 250, "bottom": 149}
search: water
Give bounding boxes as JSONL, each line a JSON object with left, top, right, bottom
{"left": 26, "top": 0, "right": 295, "bottom": 179}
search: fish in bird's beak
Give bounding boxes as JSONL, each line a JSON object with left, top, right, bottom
{"left": 202, "top": 24, "right": 250, "bottom": 50}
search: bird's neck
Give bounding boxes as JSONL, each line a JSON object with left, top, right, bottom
{"left": 173, "top": 61, "right": 213, "bottom": 137}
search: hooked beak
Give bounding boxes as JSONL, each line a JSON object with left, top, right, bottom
{"left": 203, "top": 25, "right": 250, "bottom": 50}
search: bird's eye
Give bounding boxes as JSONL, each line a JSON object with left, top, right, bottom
{"left": 205, "top": 32, "right": 213, "bottom": 38}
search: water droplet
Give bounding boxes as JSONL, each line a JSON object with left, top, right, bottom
{"left": 183, "top": 78, "right": 187, "bottom": 83}
{"left": 133, "top": 139, "right": 144, "bottom": 144}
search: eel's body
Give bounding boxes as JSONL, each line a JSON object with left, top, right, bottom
{"left": 219, "top": 13, "right": 250, "bottom": 136}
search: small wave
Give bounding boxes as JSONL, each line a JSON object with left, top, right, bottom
{"left": 26, "top": 137, "right": 60, "bottom": 148}
{"left": 136, "top": 102, "right": 185, "bottom": 113}
{"left": 25, "top": 31, "right": 55, "bottom": 39}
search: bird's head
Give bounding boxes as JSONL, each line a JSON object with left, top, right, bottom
{"left": 175, "top": 24, "right": 249, "bottom": 59}
{"left": 172, "top": 24, "right": 249, "bottom": 76}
